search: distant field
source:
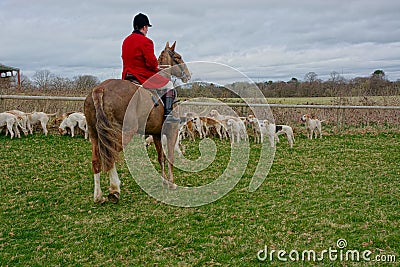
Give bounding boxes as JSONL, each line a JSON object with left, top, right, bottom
{"left": 1, "top": 132, "right": 399, "bottom": 266}
{"left": 266, "top": 96, "right": 343, "bottom": 105}
{"left": 266, "top": 95, "right": 400, "bottom": 105}
{"left": 215, "top": 95, "right": 400, "bottom": 105}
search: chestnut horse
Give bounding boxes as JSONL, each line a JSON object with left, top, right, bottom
{"left": 84, "top": 42, "right": 190, "bottom": 204}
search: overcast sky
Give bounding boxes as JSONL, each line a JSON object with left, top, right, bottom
{"left": 1, "top": 0, "right": 400, "bottom": 83}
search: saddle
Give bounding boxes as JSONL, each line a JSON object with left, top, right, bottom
{"left": 125, "top": 74, "right": 160, "bottom": 107}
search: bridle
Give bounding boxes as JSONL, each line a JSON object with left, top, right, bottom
{"left": 166, "top": 49, "right": 189, "bottom": 81}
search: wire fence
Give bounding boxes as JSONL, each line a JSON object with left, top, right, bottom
{"left": 2, "top": 94, "right": 399, "bottom": 109}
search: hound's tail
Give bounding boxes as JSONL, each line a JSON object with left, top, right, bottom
{"left": 92, "top": 87, "right": 122, "bottom": 172}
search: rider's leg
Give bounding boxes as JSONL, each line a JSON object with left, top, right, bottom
{"left": 161, "top": 81, "right": 180, "bottom": 123}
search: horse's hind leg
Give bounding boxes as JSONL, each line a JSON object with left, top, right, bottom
{"left": 93, "top": 173, "right": 104, "bottom": 203}
{"left": 91, "top": 139, "right": 106, "bottom": 204}
{"left": 108, "top": 163, "right": 121, "bottom": 204}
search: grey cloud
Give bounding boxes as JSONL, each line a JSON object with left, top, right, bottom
{"left": 1, "top": 0, "right": 399, "bottom": 82}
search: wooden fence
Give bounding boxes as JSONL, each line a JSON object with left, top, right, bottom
{"left": 1, "top": 94, "right": 399, "bottom": 131}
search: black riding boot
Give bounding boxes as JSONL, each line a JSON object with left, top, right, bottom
{"left": 164, "top": 97, "right": 180, "bottom": 123}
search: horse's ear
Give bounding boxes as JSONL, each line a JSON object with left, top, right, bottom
{"left": 171, "top": 41, "right": 176, "bottom": 51}
{"left": 164, "top": 42, "right": 170, "bottom": 50}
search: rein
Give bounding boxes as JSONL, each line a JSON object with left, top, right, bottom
{"left": 166, "top": 50, "right": 188, "bottom": 81}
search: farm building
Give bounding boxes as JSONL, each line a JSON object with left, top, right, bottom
{"left": 0, "top": 63, "right": 20, "bottom": 87}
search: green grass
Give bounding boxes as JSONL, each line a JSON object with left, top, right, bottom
{"left": 0, "top": 132, "right": 399, "bottom": 266}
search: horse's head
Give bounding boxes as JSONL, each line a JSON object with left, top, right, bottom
{"left": 158, "top": 41, "right": 191, "bottom": 83}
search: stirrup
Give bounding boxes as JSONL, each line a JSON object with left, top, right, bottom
{"left": 151, "top": 95, "right": 159, "bottom": 106}
{"left": 164, "top": 114, "right": 180, "bottom": 123}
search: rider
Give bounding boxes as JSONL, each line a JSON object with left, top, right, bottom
{"left": 121, "top": 13, "right": 179, "bottom": 123}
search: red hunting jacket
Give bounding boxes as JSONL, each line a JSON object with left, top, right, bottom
{"left": 121, "top": 31, "right": 169, "bottom": 89}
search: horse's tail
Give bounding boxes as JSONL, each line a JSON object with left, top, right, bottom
{"left": 92, "top": 86, "right": 122, "bottom": 172}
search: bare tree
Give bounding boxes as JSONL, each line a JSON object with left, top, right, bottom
{"left": 304, "top": 72, "right": 318, "bottom": 84}
{"left": 329, "top": 71, "right": 345, "bottom": 83}
{"left": 304, "top": 72, "right": 320, "bottom": 97}
{"left": 20, "top": 74, "right": 34, "bottom": 89}
{"left": 328, "top": 71, "right": 346, "bottom": 97}
{"left": 73, "top": 75, "right": 100, "bottom": 92}
{"left": 32, "top": 70, "right": 54, "bottom": 90}
{"left": 52, "top": 76, "right": 73, "bottom": 91}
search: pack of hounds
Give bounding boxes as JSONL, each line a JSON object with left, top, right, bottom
{"left": 0, "top": 110, "right": 88, "bottom": 139}
{"left": 146, "top": 109, "right": 326, "bottom": 154}
{"left": 1, "top": 109, "right": 325, "bottom": 150}
{"left": 174, "top": 110, "right": 297, "bottom": 148}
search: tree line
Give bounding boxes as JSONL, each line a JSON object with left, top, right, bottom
{"left": 177, "top": 70, "right": 400, "bottom": 99}
{"left": 0, "top": 69, "right": 100, "bottom": 95}
{"left": 1, "top": 69, "right": 399, "bottom": 98}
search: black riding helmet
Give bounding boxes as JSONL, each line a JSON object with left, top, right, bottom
{"left": 133, "top": 13, "right": 152, "bottom": 30}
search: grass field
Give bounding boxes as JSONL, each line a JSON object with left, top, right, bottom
{"left": 214, "top": 95, "right": 400, "bottom": 105}
{"left": 1, "top": 131, "right": 399, "bottom": 266}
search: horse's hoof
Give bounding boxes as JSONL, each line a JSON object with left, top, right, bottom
{"left": 169, "top": 183, "right": 177, "bottom": 190}
{"left": 162, "top": 179, "right": 169, "bottom": 188}
{"left": 94, "top": 197, "right": 106, "bottom": 204}
{"left": 108, "top": 192, "right": 120, "bottom": 204}
{"left": 162, "top": 179, "right": 177, "bottom": 190}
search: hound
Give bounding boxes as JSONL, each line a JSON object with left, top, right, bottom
{"left": 301, "top": 114, "right": 324, "bottom": 139}
{"left": 58, "top": 112, "right": 88, "bottom": 139}
{"left": 209, "top": 109, "right": 226, "bottom": 121}
{"left": 145, "top": 134, "right": 183, "bottom": 156}
{"left": 192, "top": 116, "right": 211, "bottom": 139}
{"left": 259, "top": 120, "right": 276, "bottom": 147}
{"left": 5, "top": 110, "right": 29, "bottom": 136}
{"left": 247, "top": 115, "right": 263, "bottom": 143}
{"left": 275, "top": 124, "right": 295, "bottom": 148}
{"left": 209, "top": 109, "right": 238, "bottom": 122}
{"left": 27, "top": 112, "right": 57, "bottom": 135}
{"left": 208, "top": 110, "right": 240, "bottom": 138}
{"left": 53, "top": 111, "right": 76, "bottom": 126}
{"left": 260, "top": 120, "right": 295, "bottom": 148}
{"left": 193, "top": 116, "right": 225, "bottom": 139}
{"left": 226, "top": 118, "right": 247, "bottom": 144}
{"left": 145, "top": 135, "right": 154, "bottom": 147}
{"left": 179, "top": 118, "right": 196, "bottom": 140}
{"left": 0, "top": 112, "right": 21, "bottom": 139}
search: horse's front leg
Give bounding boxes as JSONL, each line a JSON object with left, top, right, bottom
{"left": 166, "top": 135, "right": 178, "bottom": 189}
{"left": 108, "top": 163, "right": 121, "bottom": 204}
{"left": 153, "top": 135, "right": 168, "bottom": 186}
{"left": 164, "top": 124, "right": 179, "bottom": 189}
{"left": 122, "top": 128, "right": 136, "bottom": 147}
